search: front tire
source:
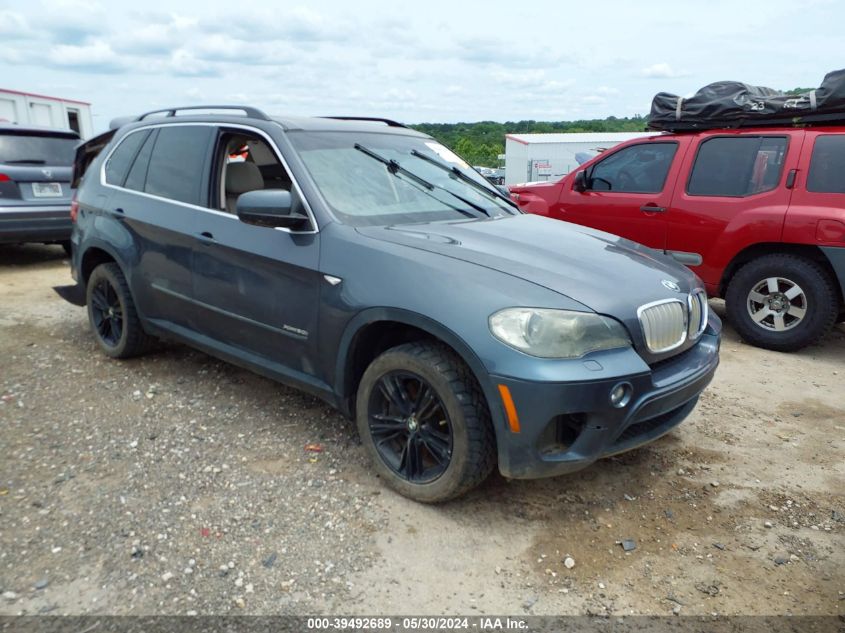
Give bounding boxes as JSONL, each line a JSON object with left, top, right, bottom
{"left": 725, "top": 254, "right": 838, "bottom": 352}
{"left": 356, "top": 342, "right": 496, "bottom": 503}
{"left": 86, "top": 263, "right": 153, "bottom": 358}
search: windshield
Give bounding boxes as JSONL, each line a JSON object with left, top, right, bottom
{"left": 0, "top": 132, "right": 78, "bottom": 165}
{"left": 288, "top": 131, "right": 517, "bottom": 226}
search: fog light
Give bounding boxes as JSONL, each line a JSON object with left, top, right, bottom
{"left": 610, "top": 382, "right": 633, "bottom": 408}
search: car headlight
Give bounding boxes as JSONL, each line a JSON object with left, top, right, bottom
{"left": 489, "top": 308, "right": 631, "bottom": 359}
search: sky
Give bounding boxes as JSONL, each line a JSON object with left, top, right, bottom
{"left": 1, "top": 0, "right": 843, "bottom": 133}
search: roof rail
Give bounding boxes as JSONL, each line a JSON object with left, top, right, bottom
{"left": 136, "top": 105, "right": 271, "bottom": 122}
{"left": 322, "top": 116, "right": 408, "bottom": 129}
{"left": 647, "top": 110, "right": 845, "bottom": 133}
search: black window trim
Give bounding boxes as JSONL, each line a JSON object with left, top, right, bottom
{"left": 99, "top": 121, "right": 319, "bottom": 234}
{"left": 684, "top": 134, "right": 790, "bottom": 199}
{"left": 585, "top": 140, "right": 680, "bottom": 195}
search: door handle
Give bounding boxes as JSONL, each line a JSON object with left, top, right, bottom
{"left": 640, "top": 204, "right": 667, "bottom": 213}
{"left": 785, "top": 169, "right": 798, "bottom": 189}
{"left": 197, "top": 231, "right": 216, "bottom": 243}
{"left": 113, "top": 207, "right": 124, "bottom": 214}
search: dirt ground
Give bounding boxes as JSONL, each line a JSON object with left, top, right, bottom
{"left": 0, "top": 244, "right": 843, "bottom": 617}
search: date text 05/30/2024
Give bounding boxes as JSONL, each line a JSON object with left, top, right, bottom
{"left": 306, "top": 617, "right": 529, "bottom": 630}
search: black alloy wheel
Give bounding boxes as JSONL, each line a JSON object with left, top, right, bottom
{"left": 368, "top": 370, "right": 453, "bottom": 483}
{"left": 90, "top": 277, "right": 124, "bottom": 347}
{"left": 85, "top": 262, "right": 153, "bottom": 359}
{"left": 356, "top": 341, "right": 496, "bottom": 502}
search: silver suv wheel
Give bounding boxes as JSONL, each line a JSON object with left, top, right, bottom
{"left": 746, "top": 276, "right": 807, "bottom": 332}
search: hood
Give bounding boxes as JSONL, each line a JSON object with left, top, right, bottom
{"left": 356, "top": 214, "right": 699, "bottom": 320}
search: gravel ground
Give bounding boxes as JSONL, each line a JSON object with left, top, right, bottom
{"left": 0, "top": 244, "right": 843, "bottom": 616}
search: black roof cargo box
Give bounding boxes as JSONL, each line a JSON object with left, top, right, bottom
{"left": 647, "top": 68, "right": 845, "bottom": 132}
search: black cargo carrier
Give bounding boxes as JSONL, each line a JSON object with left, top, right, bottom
{"left": 647, "top": 68, "right": 845, "bottom": 132}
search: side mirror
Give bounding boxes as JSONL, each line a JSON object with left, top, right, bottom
{"left": 573, "top": 170, "right": 589, "bottom": 193}
{"left": 236, "top": 190, "right": 309, "bottom": 229}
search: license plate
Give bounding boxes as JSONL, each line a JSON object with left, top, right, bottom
{"left": 32, "top": 182, "right": 63, "bottom": 197}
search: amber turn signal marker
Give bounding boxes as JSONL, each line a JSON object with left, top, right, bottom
{"left": 497, "top": 384, "right": 521, "bottom": 433}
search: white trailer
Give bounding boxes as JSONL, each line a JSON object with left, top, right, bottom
{"left": 504, "top": 132, "right": 658, "bottom": 186}
{"left": 0, "top": 89, "right": 94, "bottom": 139}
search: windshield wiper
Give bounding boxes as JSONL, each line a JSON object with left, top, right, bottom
{"left": 354, "top": 144, "right": 488, "bottom": 218}
{"left": 409, "top": 150, "right": 517, "bottom": 212}
{"left": 4, "top": 159, "right": 47, "bottom": 165}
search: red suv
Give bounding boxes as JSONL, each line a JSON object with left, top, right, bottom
{"left": 509, "top": 127, "right": 845, "bottom": 351}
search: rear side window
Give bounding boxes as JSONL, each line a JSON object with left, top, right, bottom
{"left": 144, "top": 126, "right": 214, "bottom": 206}
{"left": 105, "top": 131, "right": 149, "bottom": 186}
{"left": 588, "top": 142, "right": 678, "bottom": 193}
{"left": 807, "top": 135, "right": 845, "bottom": 193}
{"left": 687, "top": 136, "right": 787, "bottom": 197}
{"left": 123, "top": 129, "right": 157, "bottom": 192}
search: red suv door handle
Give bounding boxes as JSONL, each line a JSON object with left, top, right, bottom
{"left": 640, "top": 204, "right": 667, "bottom": 213}
{"left": 785, "top": 169, "right": 798, "bottom": 189}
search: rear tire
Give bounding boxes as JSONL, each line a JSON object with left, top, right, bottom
{"left": 725, "top": 254, "right": 838, "bottom": 352}
{"left": 60, "top": 241, "right": 72, "bottom": 257}
{"left": 86, "top": 263, "right": 153, "bottom": 358}
{"left": 356, "top": 341, "right": 496, "bottom": 503}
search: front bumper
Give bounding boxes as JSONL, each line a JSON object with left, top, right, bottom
{"left": 0, "top": 205, "right": 72, "bottom": 244}
{"left": 491, "top": 317, "right": 721, "bottom": 479}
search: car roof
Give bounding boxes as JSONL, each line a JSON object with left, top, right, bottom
{"left": 0, "top": 123, "right": 80, "bottom": 137}
{"left": 109, "top": 107, "right": 430, "bottom": 138}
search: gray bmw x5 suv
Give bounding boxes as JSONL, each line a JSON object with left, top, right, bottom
{"left": 66, "top": 106, "right": 720, "bottom": 502}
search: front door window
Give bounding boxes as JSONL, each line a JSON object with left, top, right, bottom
{"left": 589, "top": 143, "right": 678, "bottom": 193}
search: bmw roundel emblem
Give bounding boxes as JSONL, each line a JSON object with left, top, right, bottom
{"left": 662, "top": 279, "right": 681, "bottom": 292}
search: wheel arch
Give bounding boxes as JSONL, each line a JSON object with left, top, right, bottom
{"left": 80, "top": 243, "right": 126, "bottom": 287}
{"left": 719, "top": 242, "right": 843, "bottom": 307}
{"left": 334, "top": 308, "right": 500, "bottom": 426}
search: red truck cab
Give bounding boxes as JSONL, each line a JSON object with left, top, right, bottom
{"left": 510, "top": 128, "right": 845, "bottom": 351}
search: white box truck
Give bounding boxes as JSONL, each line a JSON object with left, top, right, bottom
{"left": 0, "top": 89, "right": 94, "bottom": 139}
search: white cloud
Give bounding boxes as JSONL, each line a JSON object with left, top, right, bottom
{"left": 488, "top": 71, "right": 574, "bottom": 98}
{"left": 46, "top": 41, "right": 127, "bottom": 73}
{"left": 0, "top": 10, "right": 33, "bottom": 39}
{"left": 39, "top": 0, "right": 107, "bottom": 43}
{"left": 166, "top": 49, "right": 220, "bottom": 77}
{"left": 490, "top": 69, "right": 548, "bottom": 87}
{"left": 183, "top": 87, "right": 205, "bottom": 101}
{"left": 113, "top": 17, "right": 196, "bottom": 55}
{"left": 534, "top": 80, "right": 576, "bottom": 94}
{"left": 595, "top": 86, "right": 620, "bottom": 96}
{"left": 582, "top": 95, "right": 607, "bottom": 105}
{"left": 641, "top": 62, "right": 687, "bottom": 79}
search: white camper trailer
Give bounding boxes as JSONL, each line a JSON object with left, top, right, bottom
{"left": 0, "top": 89, "right": 94, "bottom": 139}
{"left": 504, "top": 132, "right": 657, "bottom": 186}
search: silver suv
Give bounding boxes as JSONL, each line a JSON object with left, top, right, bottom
{"left": 0, "top": 123, "right": 79, "bottom": 251}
